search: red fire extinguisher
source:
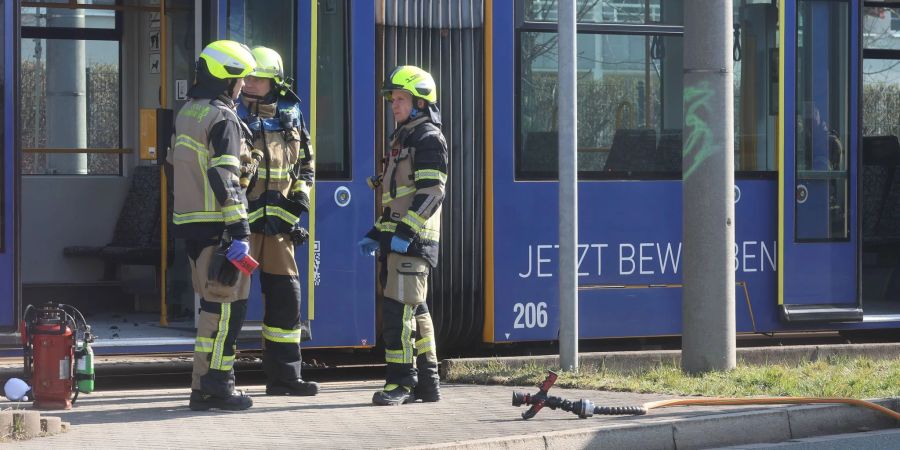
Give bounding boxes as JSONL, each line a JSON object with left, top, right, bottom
{"left": 21, "top": 303, "right": 93, "bottom": 410}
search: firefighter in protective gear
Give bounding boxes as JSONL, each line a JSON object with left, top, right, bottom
{"left": 361, "top": 66, "right": 447, "bottom": 406}
{"left": 167, "top": 40, "right": 256, "bottom": 411}
{"left": 237, "top": 46, "right": 318, "bottom": 396}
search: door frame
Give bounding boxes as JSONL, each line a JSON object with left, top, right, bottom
{"left": 778, "top": 0, "right": 864, "bottom": 322}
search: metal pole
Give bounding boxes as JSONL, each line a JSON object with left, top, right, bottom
{"left": 558, "top": 0, "right": 578, "bottom": 372}
{"left": 46, "top": 7, "right": 87, "bottom": 174}
{"left": 682, "top": 0, "right": 736, "bottom": 373}
{"left": 159, "top": 0, "right": 169, "bottom": 327}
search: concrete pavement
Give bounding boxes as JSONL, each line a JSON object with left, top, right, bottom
{"left": 1, "top": 342, "right": 899, "bottom": 448}
{"left": 0, "top": 379, "right": 896, "bottom": 449}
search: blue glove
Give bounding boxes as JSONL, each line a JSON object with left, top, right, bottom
{"left": 226, "top": 239, "right": 250, "bottom": 262}
{"left": 391, "top": 236, "right": 411, "bottom": 254}
{"left": 358, "top": 237, "right": 379, "bottom": 256}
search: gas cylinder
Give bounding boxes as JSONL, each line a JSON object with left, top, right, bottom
{"left": 28, "top": 304, "right": 75, "bottom": 409}
{"left": 75, "top": 326, "right": 95, "bottom": 394}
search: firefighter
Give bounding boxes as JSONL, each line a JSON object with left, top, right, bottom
{"left": 236, "top": 46, "right": 318, "bottom": 396}
{"left": 167, "top": 40, "right": 256, "bottom": 411}
{"left": 359, "top": 66, "right": 447, "bottom": 405}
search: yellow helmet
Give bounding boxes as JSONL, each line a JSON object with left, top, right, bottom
{"left": 381, "top": 65, "right": 437, "bottom": 104}
{"left": 199, "top": 40, "right": 256, "bottom": 80}
{"left": 249, "top": 46, "right": 286, "bottom": 87}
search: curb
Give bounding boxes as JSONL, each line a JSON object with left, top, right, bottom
{"left": 441, "top": 343, "right": 900, "bottom": 377}
{"left": 406, "top": 399, "right": 900, "bottom": 450}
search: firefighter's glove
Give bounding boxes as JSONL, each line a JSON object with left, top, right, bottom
{"left": 358, "top": 237, "right": 379, "bottom": 256}
{"left": 226, "top": 239, "right": 250, "bottom": 262}
{"left": 390, "top": 236, "right": 411, "bottom": 254}
{"left": 290, "top": 224, "right": 310, "bottom": 246}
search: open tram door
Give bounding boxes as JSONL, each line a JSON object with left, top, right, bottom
{"left": 778, "top": 0, "right": 863, "bottom": 322}
{"left": 0, "top": 2, "right": 15, "bottom": 334}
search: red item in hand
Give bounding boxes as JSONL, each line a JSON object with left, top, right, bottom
{"left": 230, "top": 253, "right": 259, "bottom": 275}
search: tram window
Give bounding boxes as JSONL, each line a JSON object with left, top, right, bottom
{"left": 795, "top": 0, "right": 850, "bottom": 241}
{"left": 20, "top": 39, "right": 121, "bottom": 175}
{"left": 863, "top": 6, "right": 900, "bottom": 138}
{"left": 21, "top": 4, "right": 117, "bottom": 30}
{"left": 315, "top": 0, "right": 350, "bottom": 179}
{"left": 224, "top": 0, "right": 295, "bottom": 75}
{"left": 517, "top": 32, "right": 684, "bottom": 180}
{"left": 21, "top": 6, "right": 121, "bottom": 176}
{"left": 523, "top": 0, "right": 683, "bottom": 25}
{"left": 734, "top": 1, "right": 779, "bottom": 173}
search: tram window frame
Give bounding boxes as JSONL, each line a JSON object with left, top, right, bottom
{"left": 862, "top": 2, "right": 900, "bottom": 137}
{"left": 793, "top": 0, "right": 853, "bottom": 243}
{"left": 514, "top": 2, "right": 782, "bottom": 181}
{"left": 0, "top": 4, "right": 5, "bottom": 252}
{"left": 514, "top": 4, "right": 685, "bottom": 181}
{"left": 314, "top": 0, "right": 352, "bottom": 180}
{"left": 20, "top": 6, "right": 124, "bottom": 176}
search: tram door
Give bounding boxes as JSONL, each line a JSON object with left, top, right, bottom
{"left": 778, "top": 0, "right": 862, "bottom": 321}
{"left": 221, "top": 0, "right": 376, "bottom": 348}
{"left": 1, "top": 2, "right": 14, "bottom": 331}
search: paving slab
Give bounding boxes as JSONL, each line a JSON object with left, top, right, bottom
{"left": 0, "top": 381, "right": 895, "bottom": 449}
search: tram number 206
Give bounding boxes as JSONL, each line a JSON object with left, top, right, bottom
{"left": 513, "top": 302, "right": 549, "bottom": 329}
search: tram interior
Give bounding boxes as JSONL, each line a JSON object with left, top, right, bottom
{"left": 862, "top": 134, "right": 900, "bottom": 319}
{"left": 20, "top": 1, "right": 200, "bottom": 343}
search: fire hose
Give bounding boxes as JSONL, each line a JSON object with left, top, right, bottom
{"left": 513, "top": 370, "right": 900, "bottom": 421}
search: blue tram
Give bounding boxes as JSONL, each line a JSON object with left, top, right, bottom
{"left": 0, "top": 0, "right": 899, "bottom": 354}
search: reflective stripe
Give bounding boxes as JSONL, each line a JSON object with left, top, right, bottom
{"left": 382, "top": 185, "right": 417, "bottom": 204}
{"left": 175, "top": 134, "right": 206, "bottom": 153}
{"left": 258, "top": 167, "right": 290, "bottom": 180}
{"left": 219, "top": 354, "right": 235, "bottom": 371}
{"left": 173, "top": 211, "right": 226, "bottom": 224}
{"left": 248, "top": 206, "right": 299, "bottom": 225}
{"left": 210, "top": 154, "right": 240, "bottom": 168}
{"left": 375, "top": 221, "right": 440, "bottom": 241}
{"left": 210, "top": 304, "right": 231, "bottom": 371}
{"left": 401, "top": 211, "right": 426, "bottom": 233}
{"left": 266, "top": 206, "right": 300, "bottom": 224}
{"left": 385, "top": 349, "right": 405, "bottom": 364}
{"left": 414, "top": 169, "right": 447, "bottom": 183}
{"left": 262, "top": 324, "right": 302, "bottom": 344}
{"left": 419, "top": 229, "right": 440, "bottom": 241}
{"left": 291, "top": 180, "right": 311, "bottom": 197}
{"left": 402, "top": 305, "right": 414, "bottom": 364}
{"left": 376, "top": 222, "right": 397, "bottom": 233}
{"left": 222, "top": 204, "right": 248, "bottom": 222}
{"left": 195, "top": 337, "right": 214, "bottom": 353}
{"left": 247, "top": 208, "right": 264, "bottom": 224}
{"left": 416, "top": 337, "right": 434, "bottom": 354}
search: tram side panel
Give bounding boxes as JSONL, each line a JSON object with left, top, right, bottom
{"left": 489, "top": 179, "right": 776, "bottom": 342}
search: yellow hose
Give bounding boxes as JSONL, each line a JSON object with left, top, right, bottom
{"left": 643, "top": 397, "right": 900, "bottom": 421}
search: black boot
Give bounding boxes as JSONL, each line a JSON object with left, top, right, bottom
{"left": 189, "top": 369, "right": 253, "bottom": 411}
{"left": 415, "top": 376, "right": 441, "bottom": 402}
{"left": 415, "top": 359, "right": 441, "bottom": 402}
{"left": 189, "top": 389, "right": 253, "bottom": 411}
{"left": 372, "top": 384, "right": 415, "bottom": 406}
{"left": 266, "top": 378, "right": 319, "bottom": 396}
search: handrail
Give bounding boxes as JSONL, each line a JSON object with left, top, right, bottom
{"left": 22, "top": 1, "right": 184, "bottom": 13}
{"left": 23, "top": 148, "right": 132, "bottom": 154}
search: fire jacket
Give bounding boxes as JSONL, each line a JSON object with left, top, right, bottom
{"left": 168, "top": 95, "right": 251, "bottom": 240}
{"left": 366, "top": 116, "right": 448, "bottom": 267}
{"left": 237, "top": 96, "right": 315, "bottom": 235}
